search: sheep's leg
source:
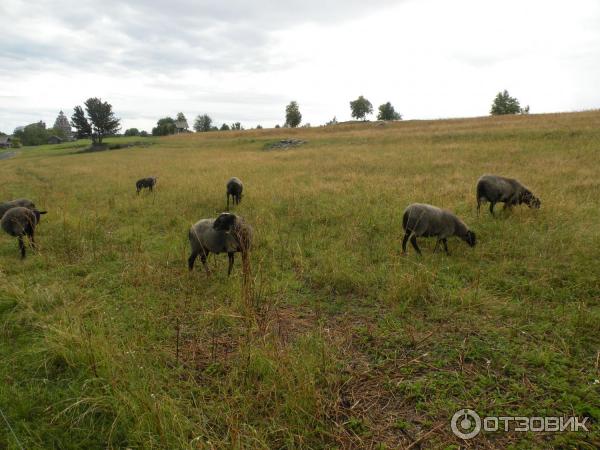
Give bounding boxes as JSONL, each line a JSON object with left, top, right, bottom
{"left": 442, "top": 238, "right": 450, "bottom": 255}
{"left": 227, "top": 194, "right": 230, "bottom": 210}
{"left": 18, "top": 236, "right": 26, "bottom": 258}
{"left": 409, "top": 235, "right": 422, "bottom": 256}
{"left": 227, "top": 252, "right": 235, "bottom": 276}
{"left": 28, "top": 230, "right": 36, "bottom": 250}
{"left": 401, "top": 231, "right": 411, "bottom": 254}
{"left": 476, "top": 199, "right": 481, "bottom": 216}
{"left": 188, "top": 251, "right": 198, "bottom": 271}
{"left": 434, "top": 239, "right": 440, "bottom": 253}
{"left": 200, "top": 253, "right": 211, "bottom": 276}
{"left": 489, "top": 202, "right": 496, "bottom": 216}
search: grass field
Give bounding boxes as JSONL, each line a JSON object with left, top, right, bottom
{"left": 1, "top": 112, "right": 599, "bottom": 449}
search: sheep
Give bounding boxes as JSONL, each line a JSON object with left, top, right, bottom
{"left": 136, "top": 177, "right": 157, "bottom": 194}
{"left": 402, "top": 203, "right": 476, "bottom": 255}
{"left": 226, "top": 177, "right": 243, "bottom": 209}
{"left": 1, "top": 206, "right": 47, "bottom": 258}
{"left": 476, "top": 174, "right": 541, "bottom": 216}
{"left": 188, "top": 212, "right": 252, "bottom": 276}
{"left": 0, "top": 198, "right": 36, "bottom": 219}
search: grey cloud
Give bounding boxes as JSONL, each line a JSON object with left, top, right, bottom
{"left": 3, "top": 0, "right": 401, "bottom": 76}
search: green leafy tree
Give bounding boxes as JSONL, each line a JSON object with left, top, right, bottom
{"left": 490, "top": 90, "right": 521, "bottom": 115}
{"left": 152, "top": 117, "right": 176, "bottom": 136}
{"left": 256, "top": 124, "right": 263, "bottom": 129}
{"left": 176, "top": 112, "right": 187, "bottom": 122}
{"left": 377, "top": 102, "right": 402, "bottom": 121}
{"left": 84, "top": 97, "right": 121, "bottom": 144}
{"left": 139, "top": 130, "right": 149, "bottom": 137}
{"left": 124, "top": 128, "right": 140, "bottom": 136}
{"left": 71, "top": 106, "right": 92, "bottom": 139}
{"left": 231, "top": 122, "right": 242, "bottom": 130}
{"left": 14, "top": 121, "right": 50, "bottom": 146}
{"left": 220, "top": 123, "right": 230, "bottom": 131}
{"left": 72, "top": 98, "right": 120, "bottom": 144}
{"left": 194, "top": 114, "right": 213, "bottom": 132}
{"left": 350, "top": 96, "right": 373, "bottom": 120}
{"left": 285, "top": 101, "right": 302, "bottom": 128}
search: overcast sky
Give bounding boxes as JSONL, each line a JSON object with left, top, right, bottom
{"left": 1, "top": 0, "right": 599, "bottom": 133}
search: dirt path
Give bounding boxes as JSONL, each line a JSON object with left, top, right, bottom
{"left": 0, "top": 151, "right": 17, "bottom": 160}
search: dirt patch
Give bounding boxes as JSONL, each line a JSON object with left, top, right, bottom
{"left": 265, "top": 138, "right": 307, "bottom": 150}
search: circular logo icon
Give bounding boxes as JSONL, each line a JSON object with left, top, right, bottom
{"left": 451, "top": 409, "right": 481, "bottom": 439}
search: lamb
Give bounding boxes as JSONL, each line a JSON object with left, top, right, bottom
{"left": 476, "top": 175, "right": 541, "bottom": 216}
{"left": 226, "top": 177, "right": 243, "bottom": 209}
{"left": 0, "top": 198, "right": 36, "bottom": 219}
{"left": 1, "top": 206, "right": 47, "bottom": 258}
{"left": 188, "top": 212, "right": 252, "bottom": 276}
{"left": 402, "top": 203, "right": 476, "bottom": 255}
{"left": 136, "top": 177, "right": 157, "bottom": 194}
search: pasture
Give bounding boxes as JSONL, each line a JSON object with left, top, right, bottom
{"left": 1, "top": 112, "right": 599, "bottom": 448}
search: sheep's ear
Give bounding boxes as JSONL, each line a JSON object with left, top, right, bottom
{"left": 39, "top": 211, "right": 48, "bottom": 215}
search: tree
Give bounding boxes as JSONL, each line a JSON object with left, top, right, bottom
{"left": 71, "top": 98, "right": 121, "bottom": 144}
{"left": 285, "top": 101, "right": 302, "bottom": 128}
{"left": 176, "top": 112, "right": 187, "bottom": 122}
{"left": 325, "top": 116, "right": 338, "bottom": 126}
{"left": 124, "top": 128, "right": 140, "bottom": 136}
{"left": 152, "top": 117, "right": 176, "bottom": 136}
{"left": 377, "top": 102, "right": 402, "bottom": 121}
{"left": 85, "top": 98, "right": 121, "bottom": 144}
{"left": 71, "top": 106, "right": 92, "bottom": 139}
{"left": 139, "top": 130, "right": 149, "bottom": 137}
{"left": 13, "top": 121, "right": 50, "bottom": 146}
{"left": 220, "top": 123, "right": 230, "bottom": 131}
{"left": 490, "top": 90, "right": 521, "bottom": 115}
{"left": 350, "top": 96, "right": 373, "bottom": 120}
{"left": 231, "top": 122, "right": 242, "bottom": 130}
{"left": 194, "top": 114, "right": 213, "bottom": 132}
{"left": 256, "top": 124, "right": 263, "bottom": 129}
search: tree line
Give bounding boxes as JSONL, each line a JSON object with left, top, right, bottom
{"left": 2, "top": 90, "right": 529, "bottom": 146}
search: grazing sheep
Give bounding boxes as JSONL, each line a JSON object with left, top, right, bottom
{"left": 226, "top": 177, "right": 243, "bottom": 209}
{"left": 0, "top": 198, "right": 36, "bottom": 219}
{"left": 136, "top": 177, "right": 157, "bottom": 194}
{"left": 476, "top": 174, "right": 541, "bottom": 216}
{"left": 402, "top": 203, "right": 476, "bottom": 255}
{"left": 188, "top": 212, "right": 252, "bottom": 276}
{"left": 1, "top": 207, "right": 47, "bottom": 258}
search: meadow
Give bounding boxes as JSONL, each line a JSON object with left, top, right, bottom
{"left": 1, "top": 111, "right": 599, "bottom": 449}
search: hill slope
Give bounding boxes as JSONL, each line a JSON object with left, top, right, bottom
{"left": 1, "top": 112, "right": 599, "bottom": 448}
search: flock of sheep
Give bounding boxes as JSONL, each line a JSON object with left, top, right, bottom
{"left": 0, "top": 174, "right": 540, "bottom": 273}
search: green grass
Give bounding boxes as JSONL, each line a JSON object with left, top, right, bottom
{"left": 1, "top": 114, "right": 599, "bottom": 448}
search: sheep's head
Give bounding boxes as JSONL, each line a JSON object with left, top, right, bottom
{"left": 464, "top": 230, "right": 477, "bottom": 247}
{"left": 521, "top": 190, "right": 541, "bottom": 209}
{"left": 213, "top": 213, "right": 236, "bottom": 232}
{"left": 33, "top": 210, "right": 47, "bottom": 225}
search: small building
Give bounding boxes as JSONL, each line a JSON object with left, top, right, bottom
{"left": 47, "top": 135, "right": 63, "bottom": 145}
{"left": 175, "top": 120, "right": 189, "bottom": 133}
{"left": 0, "top": 136, "right": 12, "bottom": 148}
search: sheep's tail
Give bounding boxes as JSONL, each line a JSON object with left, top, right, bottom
{"left": 402, "top": 210, "right": 408, "bottom": 231}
